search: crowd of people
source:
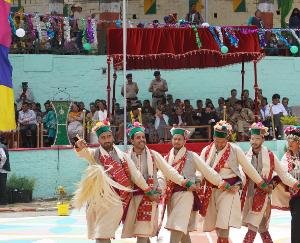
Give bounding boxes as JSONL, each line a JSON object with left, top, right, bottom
{"left": 11, "top": 70, "right": 295, "bottom": 148}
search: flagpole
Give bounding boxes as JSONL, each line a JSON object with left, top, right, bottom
{"left": 205, "top": 0, "right": 208, "bottom": 22}
{"left": 122, "top": 0, "right": 128, "bottom": 147}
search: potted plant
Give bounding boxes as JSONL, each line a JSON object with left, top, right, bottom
{"left": 6, "top": 174, "right": 35, "bottom": 203}
{"left": 56, "top": 186, "right": 69, "bottom": 216}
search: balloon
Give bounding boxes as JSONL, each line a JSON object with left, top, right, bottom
{"left": 16, "top": 28, "right": 25, "bottom": 38}
{"left": 221, "top": 45, "right": 228, "bottom": 54}
{"left": 290, "top": 45, "right": 299, "bottom": 54}
{"left": 202, "top": 22, "right": 210, "bottom": 27}
{"left": 83, "top": 43, "right": 91, "bottom": 51}
{"left": 115, "top": 19, "right": 122, "bottom": 28}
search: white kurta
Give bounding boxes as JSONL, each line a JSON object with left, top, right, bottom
{"left": 200, "top": 142, "right": 264, "bottom": 232}
{"left": 122, "top": 147, "right": 186, "bottom": 238}
{"left": 165, "top": 147, "right": 223, "bottom": 234}
{"left": 76, "top": 145, "right": 150, "bottom": 239}
{"left": 243, "top": 146, "right": 297, "bottom": 230}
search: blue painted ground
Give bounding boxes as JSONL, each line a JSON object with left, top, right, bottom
{"left": 0, "top": 209, "right": 292, "bottom": 243}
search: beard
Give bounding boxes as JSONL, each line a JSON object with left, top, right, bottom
{"left": 102, "top": 141, "right": 113, "bottom": 151}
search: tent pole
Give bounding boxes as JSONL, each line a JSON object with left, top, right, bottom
{"left": 253, "top": 61, "right": 259, "bottom": 122}
{"left": 241, "top": 60, "right": 245, "bottom": 102}
{"left": 122, "top": 0, "right": 127, "bottom": 147}
{"left": 112, "top": 70, "right": 117, "bottom": 117}
{"left": 107, "top": 57, "right": 111, "bottom": 117}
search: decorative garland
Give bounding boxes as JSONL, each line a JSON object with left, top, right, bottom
{"left": 224, "top": 27, "right": 239, "bottom": 48}
{"left": 63, "top": 17, "right": 71, "bottom": 43}
{"left": 91, "top": 18, "right": 98, "bottom": 46}
{"left": 33, "top": 13, "right": 42, "bottom": 40}
{"left": 87, "top": 17, "right": 94, "bottom": 44}
{"left": 275, "top": 30, "right": 299, "bottom": 54}
{"left": 192, "top": 26, "right": 201, "bottom": 49}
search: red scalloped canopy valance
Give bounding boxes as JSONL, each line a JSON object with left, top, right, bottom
{"left": 107, "top": 26, "right": 264, "bottom": 70}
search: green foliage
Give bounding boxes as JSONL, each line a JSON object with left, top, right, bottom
{"left": 7, "top": 173, "right": 35, "bottom": 191}
{"left": 280, "top": 116, "right": 299, "bottom": 125}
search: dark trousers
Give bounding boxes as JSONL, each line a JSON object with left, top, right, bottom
{"left": 20, "top": 124, "right": 37, "bottom": 148}
{"left": 0, "top": 173, "right": 8, "bottom": 205}
{"left": 290, "top": 197, "right": 300, "bottom": 243}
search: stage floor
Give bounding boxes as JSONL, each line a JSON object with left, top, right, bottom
{"left": 0, "top": 209, "right": 291, "bottom": 243}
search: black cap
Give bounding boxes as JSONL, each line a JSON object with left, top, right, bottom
{"left": 153, "top": 70, "right": 160, "bottom": 76}
{"left": 22, "top": 82, "right": 28, "bottom": 86}
{"left": 126, "top": 73, "right": 132, "bottom": 78}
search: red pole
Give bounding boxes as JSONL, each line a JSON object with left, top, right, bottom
{"left": 253, "top": 61, "right": 259, "bottom": 122}
{"left": 107, "top": 57, "right": 111, "bottom": 117}
{"left": 241, "top": 61, "right": 245, "bottom": 102}
{"left": 112, "top": 70, "right": 117, "bottom": 117}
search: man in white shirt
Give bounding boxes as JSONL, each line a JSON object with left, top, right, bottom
{"left": 0, "top": 135, "right": 10, "bottom": 205}
{"left": 18, "top": 102, "right": 37, "bottom": 148}
{"left": 269, "top": 94, "right": 287, "bottom": 139}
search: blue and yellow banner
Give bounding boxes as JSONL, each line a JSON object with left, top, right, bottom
{"left": 0, "top": 0, "right": 16, "bottom": 131}
{"left": 233, "top": 0, "right": 246, "bottom": 12}
{"left": 144, "top": 0, "right": 156, "bottom": 15}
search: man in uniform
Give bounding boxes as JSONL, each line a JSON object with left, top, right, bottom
{"left": 122, "top": 122, "right": 197, "bottom": 243}
{"left": 73, "top": 121, "right": 157, "bottom": 243}
{"left": 200, "top": 120, "right": 269, "bottom": 243}
{"left": 242, "top": 122, "right": 300, "bottom": 243}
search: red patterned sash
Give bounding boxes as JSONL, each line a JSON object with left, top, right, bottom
{"left": 199, "top": 143, "right": 231, "bottom": 217}
{"left": 100, "top": 154, "right": 132, "bottom": 219}
{"left": 163, "top": 151, "right": 188, "bottom": 204}
{"left": 240, "top": 151, "right": 274, "bottom": 212}
{"left": 136, "top": 152, "right": 156, "bottom": 221}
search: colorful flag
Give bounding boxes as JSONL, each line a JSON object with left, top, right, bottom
{"left": 0, "top": 0, "right": 16, "bottom": 131}
{"left": 144, "top": 0, "right": 156, "bottom": 15}
{"left": 233, "top": 0, "right": 246, "bottom": 12}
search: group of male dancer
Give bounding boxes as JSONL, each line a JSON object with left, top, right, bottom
{"left": 73, "top": 120, "right": 300, "bottom": 243}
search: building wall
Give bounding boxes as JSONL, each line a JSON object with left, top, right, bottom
{"left": 10, "top": 54, "right": 300, "bottom": 108}
{"left": 13, "top": 0, "right": 300, "bottom": 27}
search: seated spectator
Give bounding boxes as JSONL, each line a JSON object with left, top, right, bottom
{"left": 289, "top": 8, "right": 300, "bottom": 30}
{"left": 43, "top": 101, "right": 57, "bottom": 146}
{"left": 205, "top": 98, "right": 214, "bottom": 109}
{"left": 230, "top": 100, "right": 255, "bottom": 141}
{"left": 193, "top": 99, "right": 205, "bottom": 125}
{"left": 270, "top": 94, "right": 287, "bottom": 139}
{"left": 112, "top": 103, "right": 124, "bottom": 126}
{"left": 165, "top": 94, "right": 175, "bottom": 117}
{"left": 185, "top": 2, "right": 204, "bottom": 25}
{"left": 32, "top": 102, "right": 43, "bottom": 123}
{"left": 169, "top": 106, "right": 187, "bottom": 126}
{"left": 282, "top": 97, "right": 293, "bottom": 116}
{"left": 174, "top": 98, "right": 182, "bottom": 107}
{"left": 249, "top": 9, "right": 264, "bottom": 28}
{"left": 86, "top": 102, "right": 97, "bottom": 144}
{"left": 18, "top": 102, "right": 38, "bottom": 148}
{"left": 242, "top": 89, "right": 254, "bottom": 109}
{"left": 93, "top": 100, "right": 107, "bottom": 122}
{"left": 154, "top": 107, "right": 169, "bottom": 143}
{"left": 215, "top": 97, "right": 225, "bottom": 119}
{"left": 259, "top": 97, "right": 271, "bottom": 126}
{"left": 202, "top": 103, "right": 220, "bottom": 137}
{"left": 267, "top": 33, "right": 279, "bottom": 56}
{"left": 183, "top": 99, "right": 194, "bottom": 125}
{"left": 67, "top": 102, "right": 83, "bottom": 143}
{"left": 228, "top": 89, "right": 238, "bottom": 109}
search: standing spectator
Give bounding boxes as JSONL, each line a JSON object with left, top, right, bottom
{"left": 185, "top": 2, "right": 204, "bottom": 25}
{"left": 0, "top": 135, "right": 10, "bottom": 205}
{"left": 121, "top": 73, "right": 139, "bottom": 105}
{"left": 270, "top": 93, "right": 287, "bottom": 139}
{"left": 228, "top": 89, "right": 238, "bottom": 109}
{"left": 289, "top": 8, "right": 300, "bottom": 29}
{"left": 43, "top": 101, "right": 57, "bottom": 146}
{"left": 154, "top": 107, "right": 169, "bottom": 143}
{"left": 249, "top": 9, "right": 264, "bottom": 28}
{"left": 15, "top": 82, "right": 35, "bottom": 110}
{"left": 18, "top": 102, "right": 38, "bottom": 148}
{"left": 67, "top": 102, "right": 83, "bottom": 143}
{"left": 148, "top": 71, "right": 168, "bottom": 110}
{"left": 282, "top": 97, "right": 293, "bottom": 116}
{"left": 93, "top": 100, "right": 108, "bottom": 122}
